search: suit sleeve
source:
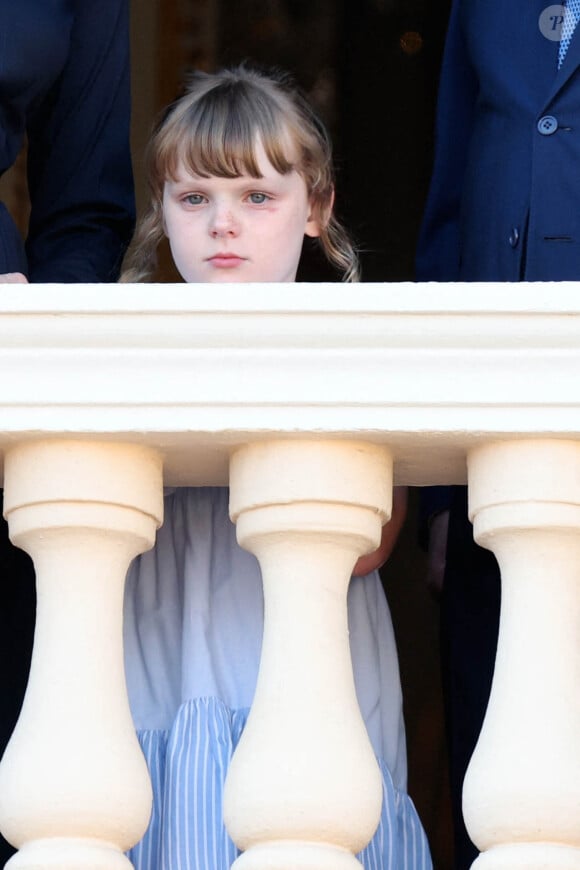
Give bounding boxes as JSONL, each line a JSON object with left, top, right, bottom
{"left": 25, "top": 0, "right": 135, "bottom": 282}
{"left": 415, "top": 0, "right": 478, "bottom": 281}
{"left": 415, "top": 0, "right": 478, "bottom": 536}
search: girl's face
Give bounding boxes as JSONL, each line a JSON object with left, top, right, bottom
{"left": 162, "top": 138, "right": 321, "bottom": 283}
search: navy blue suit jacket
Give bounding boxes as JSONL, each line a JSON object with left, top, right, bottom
{"left": 416, "top": 0, "right": 580, "bottom": 282}
{"left": 414, "top": 8, "right": 578, "bottom": 865}
{"left": 0, "top": 0, "right": 134, "bottom": 281}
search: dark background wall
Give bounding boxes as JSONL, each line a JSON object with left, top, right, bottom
{"left": 337, "top": 0, "right": 451, "bottom": 280}
{"left": 215, "top": 0, "right": 452, "bottom": 282}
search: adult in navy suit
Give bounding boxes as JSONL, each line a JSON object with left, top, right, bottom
{"left": 0, "top": 0, "right": 134, "bottom": 863}
{"left": 416, "top": 1, "right": 580, "bottom": 867}
{"left": 0, "top": 0, "right": 134, "bottom": 281}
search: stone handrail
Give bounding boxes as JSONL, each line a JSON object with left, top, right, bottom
{"left": 0, "top": 283, "right": 578, "bottom": 870}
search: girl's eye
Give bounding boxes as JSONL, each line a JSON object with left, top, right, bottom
{"left": 183, "top": 193, "right": 206, "bottom": 206}
{"left": 247, "top": 192, "right": 270, "bottom": 204}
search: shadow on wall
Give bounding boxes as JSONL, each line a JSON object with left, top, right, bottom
{"left": 381, "top": 487, "right": 454, "bottom": 869}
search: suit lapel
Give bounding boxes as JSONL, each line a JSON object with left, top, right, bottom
{"left": 542, "top": 10, "right": 580, "bottom": 107}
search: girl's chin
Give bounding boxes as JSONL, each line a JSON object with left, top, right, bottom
{"left": 205, "top": 273, "right": 253, "bottom": 283}
{"left": 179, "top": 267, "right": 297, "bottom": 283}
{"left": 180, "top": 271, "right": 248, "bottom": 283}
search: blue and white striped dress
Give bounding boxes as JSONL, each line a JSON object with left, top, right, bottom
{"left": 123, "top": 487, "right": 432, "bottom": 870}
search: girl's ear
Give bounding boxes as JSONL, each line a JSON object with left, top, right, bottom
{"left": 305, "top": 188, "right": 334, "bottom": 239}
{"left": 305, "top": 213, "right": 321, "bottom": 238}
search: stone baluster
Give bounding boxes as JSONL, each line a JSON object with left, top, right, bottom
{"left": 0, "top": 440, "right": 163, "bottom": 870}
{"left": 464, "top": 439, "right": 580, "bottom": 870}
{"left": 225, "top": 439, "right": 391, "bottom": 870}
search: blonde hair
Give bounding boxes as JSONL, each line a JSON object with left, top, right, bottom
{"left": 121, "top": 65, "right": 359, "bottom": 282}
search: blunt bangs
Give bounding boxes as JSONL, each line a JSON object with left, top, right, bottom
{"left": 153, "top": 79, "right": 298, "bottom": 184}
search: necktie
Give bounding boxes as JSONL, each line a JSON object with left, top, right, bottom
{"left": 558, "top": 0, "right": 580, "bottom": 67}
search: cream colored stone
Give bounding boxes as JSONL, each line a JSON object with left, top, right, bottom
{"left": 0, "top": 282, "right": 580, "bottom": 487}
{"left": 0, "top": 440, "right": 163, "bottom": 869}
{"left": 0, "top": 285, "right": 579, "bottom": 869}
{"left": 225, "top": 440, "right": 391, "bottom": 870}
{"left": 465, "top": 440, "right": 580, "bottom": 870}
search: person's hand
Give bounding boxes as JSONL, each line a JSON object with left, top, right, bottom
{"left": 0, "top": 272, "right": 28, "bottom": 283}
{"left": 425, "top": 509, "right": 450, "bottom": 599}
{"left": 352, "top": 521, "right": 394, "bottom": 576}
{"left": 353, "top": 486, "right": 408, "bottom": 576}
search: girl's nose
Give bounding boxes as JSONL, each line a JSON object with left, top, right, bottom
{"left": 209, "top": 205, "right": 239, "bottom": 238}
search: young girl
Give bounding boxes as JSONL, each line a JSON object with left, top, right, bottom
{"left": 122, "top": 65, "right": 431, "bottom": 870}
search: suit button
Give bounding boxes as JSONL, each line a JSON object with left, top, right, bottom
{"left": 537, "top": 115, "right": 558, "bottom": 134}
{"left": 509, "top": 227, "right": 520, "bottom": 247}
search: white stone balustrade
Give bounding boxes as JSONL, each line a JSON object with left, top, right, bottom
{"left": 464, "top": 440, "right": 580, "bottom": 870}
{"left": 0, "top": 440, "right": 163, "bottom": 870}
{"left": 0, "top": 283, "right": 578, "bottom": 870}
{"left": 226, "top": 440, "right": 390, "bottom": 870}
